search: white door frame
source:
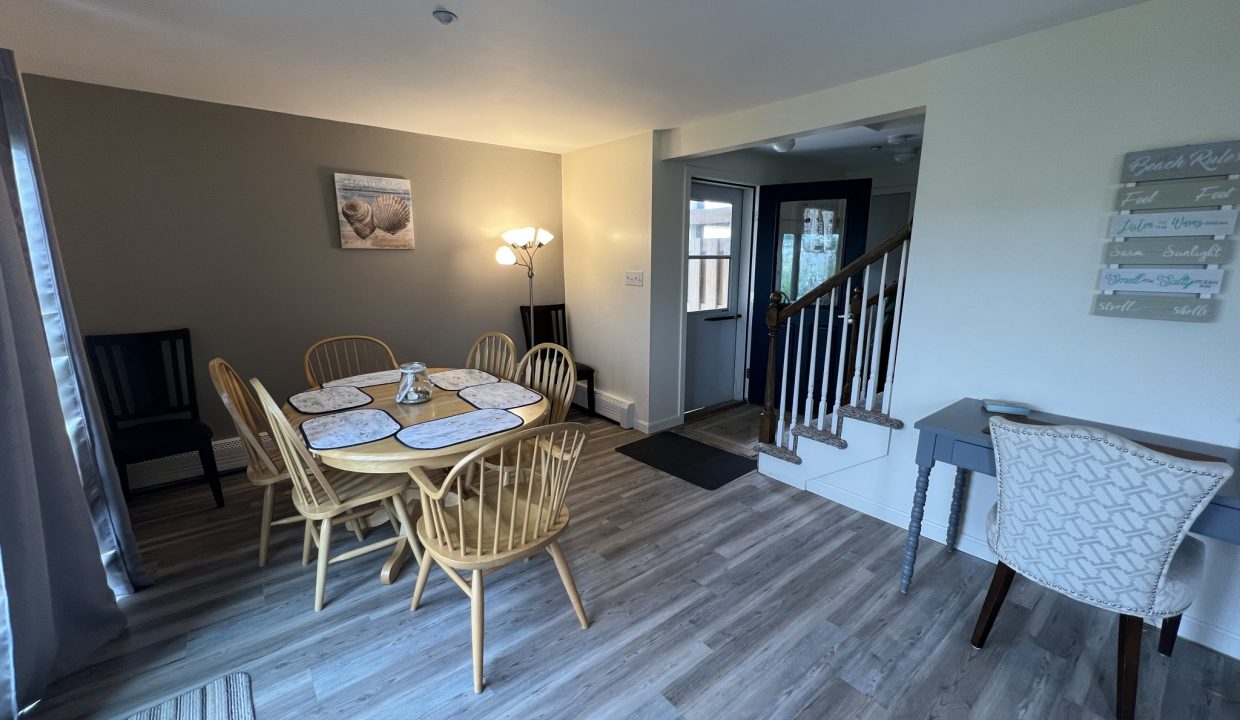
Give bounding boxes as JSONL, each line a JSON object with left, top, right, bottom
{"left": 676, "top": 165, "right": 758, "bottom": 420}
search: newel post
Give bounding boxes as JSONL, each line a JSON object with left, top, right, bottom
{"left": 758, "top": 291, "right": 783, "bottom": 444}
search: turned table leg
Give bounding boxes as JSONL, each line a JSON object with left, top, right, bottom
{"left": 900, "top": 462, "right": 933, "bottom": 593}
{"left": 945, "top": 467, "right": 969, "bottom": 552}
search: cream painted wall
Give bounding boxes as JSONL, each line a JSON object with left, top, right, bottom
{"left": 562, "top": 132, "right": 656, "bottom": 426}
{"left": 657, "top": 0, "right": 1240, "bottom": 656}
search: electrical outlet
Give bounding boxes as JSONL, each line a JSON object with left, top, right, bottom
{"left": 624, "top": 271, "right": 644, "bottom": 287}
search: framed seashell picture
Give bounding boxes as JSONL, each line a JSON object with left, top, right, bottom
{"left": 333, "top": 173, "right": 415, "bottom": 249}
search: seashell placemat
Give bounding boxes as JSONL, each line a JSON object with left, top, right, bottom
{"left": 322, "top": 369, "right": 402, "bottom": 389}
{"left": 429, "top": 368, "right": 499, "bottom": 391}
{"left": 300, "top": 408, "right": 400, "bottom": 450}
{"left": 288, "top": 386, "right": 372, "bottom": 414}
{"left": 459, "top": 382, "right": 542, "bottom": 410}
{"left": 395, "top": 409, "right": 522, "bottom": 450}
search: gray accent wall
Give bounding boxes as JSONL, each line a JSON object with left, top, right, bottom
{"left": 23, "top": 76, "right": 564, "bottom": 434}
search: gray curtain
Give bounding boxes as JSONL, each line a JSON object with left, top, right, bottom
{"left": 0, "top": 49, "right": 140, "bottom": 715}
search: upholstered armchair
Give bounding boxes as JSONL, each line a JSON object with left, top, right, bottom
{"left": 971, "top": 417, "right": 1233, "bottom": 720}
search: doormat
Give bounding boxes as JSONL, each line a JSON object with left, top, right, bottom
{"left": 125, "top": 672, "right": 255, "bottom": 720}
{"left": 616, "top": 432, "right": 756, "bottom": 491}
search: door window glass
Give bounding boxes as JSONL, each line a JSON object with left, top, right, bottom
{"left": 775, "top": 200, "right": 845, "bottom": 301}
{"left": 687, "top": 200, "right": 733, "bottom": 312}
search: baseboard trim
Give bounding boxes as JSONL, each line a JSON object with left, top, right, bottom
{"left": 637, "top": 413, "right": 684, "bottom": 434}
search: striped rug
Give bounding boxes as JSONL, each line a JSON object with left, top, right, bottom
{"left": 125, "top": 673, "right": 254, "bottom": 720}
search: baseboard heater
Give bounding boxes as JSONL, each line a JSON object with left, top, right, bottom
{"left": 126, "top": 436, "right": 249, "bottom": 491}
{"left": 575, "top": 381, "right": 635, "bottom": 428}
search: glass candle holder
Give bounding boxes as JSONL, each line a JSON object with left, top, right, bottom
{"left": 396, "top": 362, "right": 433, "bottom": 404}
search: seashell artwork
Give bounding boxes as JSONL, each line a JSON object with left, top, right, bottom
{"left": 340, "top": 199, "right": 375, "bottom": 239}
{"left": 333, "top": 173, "right": 415, "bottom": 249}
{"left": 372, "top": 193, "right": 411, "bottom": 234}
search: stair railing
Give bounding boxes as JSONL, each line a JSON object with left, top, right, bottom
{"left": 759, "top": 223, "right": 912, "bottom": 446}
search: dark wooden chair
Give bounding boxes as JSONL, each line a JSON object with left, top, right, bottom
{"left": 85, "top": 328, "right": 224, "bottom": 507}
{"left": 519, "top": 304, "right": 595, "bottom": 415}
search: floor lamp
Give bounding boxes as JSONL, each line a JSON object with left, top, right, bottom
{"left": 496, "top": 226, "right": 554, "bottom": 351}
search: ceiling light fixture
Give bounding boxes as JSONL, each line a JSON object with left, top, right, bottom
{"left": 432, "top": 8, "right": 458, "bottom": 25}
{"left": 771, "top": 138, "right": 796, "bottom": 153}
{"left": 893, "top": 148, "right": 920, "bottom": 164}
{"left": 887, "top": 134, "right": 916, "bottom": 146}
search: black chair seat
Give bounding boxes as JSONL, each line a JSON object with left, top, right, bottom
{"left": 113, "top": 419, "right": 214, "bottom": 456}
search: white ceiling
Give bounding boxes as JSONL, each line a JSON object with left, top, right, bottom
{"left": 750, "top": 116, "right": 926, "bottom": 171}
{"left": 2, "top": 0, "right": 1138, "bottom": 153}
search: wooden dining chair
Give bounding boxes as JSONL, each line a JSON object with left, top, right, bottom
{"left": 514, "top": 343, "right": 577, "bottom": 424}
{"left": 209, "top": 358, "right": 305, "bottom": 567}
{"left": 465, "top": 331, "right": 517, "bottom": 380}
{"left": 409, "top": 422, "right": 591, "bottom": 693}
{"left": 303, "top": 335, "right": 399, "bottom": 386}
{"left": 971, "top": 417, "right": 1233, "bottom": 720}
{"left": 85, "top": 328, "right": 223, "bottom": 506}
{"left": 250, "top": 378, "right": 424, "bottom": 611}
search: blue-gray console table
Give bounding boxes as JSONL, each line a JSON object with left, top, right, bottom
{"left": 900, "top": 397, "right": 1240, "bottom": 593}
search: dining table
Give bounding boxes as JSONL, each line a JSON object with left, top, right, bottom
{"left": 282, "top": 367, "right": 550, "bottom": 583}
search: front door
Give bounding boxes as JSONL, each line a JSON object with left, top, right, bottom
{"left": 684, "top": 181, "right": 746, "bottom": 412}
{"left": 747, "top": 179, "right": 872, "bottom": 406}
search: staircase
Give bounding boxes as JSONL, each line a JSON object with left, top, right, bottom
{"left": 757, "top": 223, "right": 912, "bottom": 489}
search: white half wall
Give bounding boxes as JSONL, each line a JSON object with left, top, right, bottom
{"left": 660, "top": 0, "right": 1240, "bottom": 657}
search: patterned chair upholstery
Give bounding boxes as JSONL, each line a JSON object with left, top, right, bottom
{"left": 972, "top": 416, "right": 1233, "bottom": 720}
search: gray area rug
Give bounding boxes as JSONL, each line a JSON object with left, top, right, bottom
{"left": 125, "top": 673, "right": 255, "bottom": 720}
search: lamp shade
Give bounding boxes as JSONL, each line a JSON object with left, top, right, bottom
{"left": 495, "top": 246, "right": 518, "bottom": 265}
{"left": 501, "top": 226, "right": 554, "bottom": 247}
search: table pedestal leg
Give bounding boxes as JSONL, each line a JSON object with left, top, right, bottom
{"left": 945, "top": 468, "right": 969, "bottom": 552}
{"left": 900, "top": 463, "right": 933, "bottom": 594}
{"left": 381, "top": 539, "right": 411, "bottom": 585}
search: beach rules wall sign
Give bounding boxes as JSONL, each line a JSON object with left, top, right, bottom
{"left": 1093, "top": 139, "right": 1237, "bottom": 323}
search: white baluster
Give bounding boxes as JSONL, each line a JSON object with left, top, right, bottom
{"left": 849, "top": 267, "right": 870, "bottom": 408}
{"left": 776, "top": 315, "right": 792, "bottom": 448}
{"left": 790, "top": 308, "right": 806, "bottom": 434}
{"left": 882, "top": 240, "right": 910, "bottom": 415}
{"left": 816, "top": 287, "right": 836, "bottom": 431}
{"left": 833, "top": 278, "right": 851, "bottom": 435}
{"left": 804, "top": 299, "right": 822, "bottom": 427}
{"left": 865, "top": 254, "right": 889, "bottom": 411}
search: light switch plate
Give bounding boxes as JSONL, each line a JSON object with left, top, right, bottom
{"left": 624, "top": 271, "right": 644, "bottom": 287}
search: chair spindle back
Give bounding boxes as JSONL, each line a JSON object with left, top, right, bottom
{"left": 303, "top": 335, "right": 399, "bottom": 386}
{"left": 208, "top": 358, "right": 279, "bottom": 477}
{"left": 514, "top": 343, "right": 576, "bottom": 424}
{"left": 250, "top": 378, "right": 344, "bottom": 512}
{"left": 465, "top": 332, "right": 517, "bottom": 380}
{"left": 423, "top": 423, "right": 588, "bottom": 558}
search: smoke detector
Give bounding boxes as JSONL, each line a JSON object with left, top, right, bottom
{"left": 433, "top": 8, "right": 458, "bottom": 24}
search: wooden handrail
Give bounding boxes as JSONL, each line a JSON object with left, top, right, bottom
{"left": 777, "top": 222, "right": 911, "bottom": 323}
{"left": 759, "top": 221, "right": 912, "bottom": 444}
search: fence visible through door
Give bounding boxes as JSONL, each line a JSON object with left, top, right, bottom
{"left": 685, "top": 181, "right": 746, "bottom": 412}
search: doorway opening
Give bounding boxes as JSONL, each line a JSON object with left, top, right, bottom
{"left": 674, "top": 113, "right": 922, "bottom": 457}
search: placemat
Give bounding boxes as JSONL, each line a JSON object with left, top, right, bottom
{"left": 288, "top": 386, "right": 372, "bottom": 414}
{"left": 395, "top": 409, "right": 522, "bottom": 450}
{"left": 300, "top": 408, "right": 400, "bottom": 450}
{"left": 459, "top": 381, "right": 542, "bottom": 410}
{"left": 322, "top": 368, "right": 402, "bottom": 388}
{"left": 429, "top": 368, "right": 499, "bottom": 391}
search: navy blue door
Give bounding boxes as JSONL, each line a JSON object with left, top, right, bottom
{"left": 747, "top": 179, "right": 871, "bottom": 408}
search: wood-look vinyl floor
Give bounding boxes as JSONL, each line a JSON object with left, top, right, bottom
{"left": 673, "top": 403, "right": 762, "bottom": 459}
{"left": 33, "top": 414, "right": 1240, "bottom": 719}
